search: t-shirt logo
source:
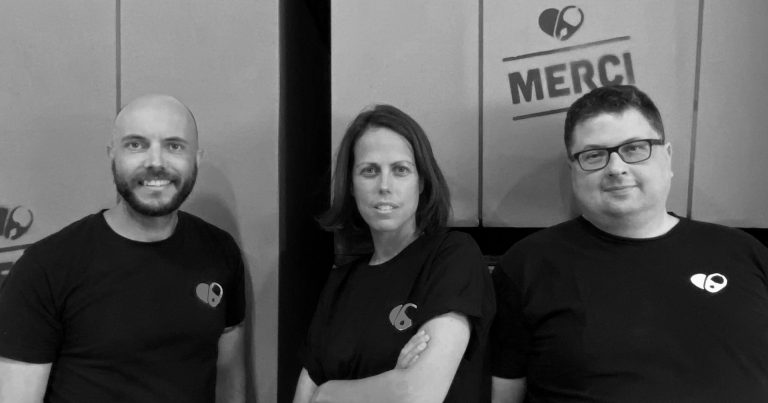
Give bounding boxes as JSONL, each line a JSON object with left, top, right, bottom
{"left": 389, "top": 303, "right": 417, "bottom": 331}
{"left": 690, "top": 273, "right": 728, "bottom": 294}
{"left": 196, "top": 282, "right": 223, "bottom": 307}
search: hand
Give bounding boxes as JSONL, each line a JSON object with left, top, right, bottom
{"left": 396, "top": 330, "right": 430, "bottom": 369}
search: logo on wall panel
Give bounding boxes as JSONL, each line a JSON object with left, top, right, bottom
{"left": 539, "top": 6, "right": 584, "bottom": 41}
{"left": 502, "top": 6, "right": 636, "bottom": 121}
{"left": 0, "top": 205, "right": 34, "bottom": 289}
{"left": 1, "top": 206, "right": 34, "bottom": 241}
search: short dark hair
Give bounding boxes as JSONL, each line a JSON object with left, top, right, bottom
{"left": 564, "top": 85, "right": 665, "bottom": 156}
{"left": 319, "top": 104, "right": 451, "bottom": 242}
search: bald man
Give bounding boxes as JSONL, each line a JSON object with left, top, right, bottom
{"left": 0, "top": 95, "right": 246, "bottom": 403}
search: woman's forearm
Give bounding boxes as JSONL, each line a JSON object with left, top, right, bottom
{"left": 312, "top": 312, "right": 470, "bottom": 403}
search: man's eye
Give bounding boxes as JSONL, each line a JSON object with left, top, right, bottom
{"left": 582, "top": 151, "right": 604, "bottom": 161}
{"left": 126, "top": 141, "right": 143, "bottom": 150}
{"left": 168, "top": 143, "right": 185, "bottom": 152}
{"left": 622, "top": 143, "right": 648, "bottom": 155}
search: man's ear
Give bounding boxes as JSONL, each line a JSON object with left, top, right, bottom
{"left": 665, "top": 142, "right": 674, "bottom": 178}
{"left": 196, "top": 148, "right": 204, "bottom": 165}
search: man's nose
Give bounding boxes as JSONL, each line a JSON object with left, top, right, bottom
{"left": 145, "top": 144, "right": 165, "bottom": 168}
{"left": 605, "top": 150, "right": 628, "bottom": 175}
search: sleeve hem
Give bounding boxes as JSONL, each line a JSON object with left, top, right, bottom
{"left": 491, "top": 369, "right": 528, "bottom": 379}
{"left": 305, "top": 364, "right": 326, "bottom": 386}
{"left": 0, "top": 345, "right": 56, "bottom": 364}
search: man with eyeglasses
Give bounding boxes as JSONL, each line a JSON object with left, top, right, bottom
{"left": 490, "top": 85, "right": 768, "bottom": 402}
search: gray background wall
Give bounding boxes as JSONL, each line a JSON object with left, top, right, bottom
{"left": 692, "top": 0, "right": 768, "bottom": 226}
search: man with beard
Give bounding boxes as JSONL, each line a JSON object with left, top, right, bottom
{"left": 490, "top": 85, "right": 768, "bottom": 402}
{"left": 0, "top": 95, "right": 246, "bottom": 403}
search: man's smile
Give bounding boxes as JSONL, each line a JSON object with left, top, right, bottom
{"left": 140, "top": 179, "right": 172, "bottom": 188}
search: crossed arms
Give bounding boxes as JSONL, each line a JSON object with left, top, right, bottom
{"left": 293, "top": 312, "right": 470, "bottom": 403}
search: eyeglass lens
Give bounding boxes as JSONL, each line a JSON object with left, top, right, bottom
{"left": 577, "top": 140, "right": 653, "bottom": 171}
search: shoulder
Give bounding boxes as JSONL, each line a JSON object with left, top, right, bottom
{"left": 423, "top": 230, "right": 482, "bottom": 256}
{"left": 500, "top": 218, "right": 579, "bottom": 260}
{"left": 329, "top": 255, "right": 364, "bottom": 274}
{"left": 178, "top": 211, "right": 240, "bottom": 249}
{"left": 22, "top": 212, "right": 104, "bottom": 260}
{"left": 527, "top": 218, "right": 581, "bottom": 242}
{"left": 494, "top": 218, "right": 581, "bottom": 282}
{"left": 414, "top": 231, "right": 488, "bottom": 283}
{"left": 678, "top": 218, "right": 767, "bottom": 251}
{"left": 681, "top": 218, "right": 746, "bottom": 236}
{"left": 407, "top": 231, "right": 486, "bottom": 275}
{"left": 9, "top": 213, "right": 104, "bottom": 284}
{"left": 178, "top": 211, "right": 233, "bottom": 238}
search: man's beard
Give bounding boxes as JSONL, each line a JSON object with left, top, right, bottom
{"left": 112, "top": 162, "right": 197, "bottom": 217}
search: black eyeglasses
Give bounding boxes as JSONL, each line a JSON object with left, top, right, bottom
{"left": 571, "top": 138, "right": 665, "bottom": 171}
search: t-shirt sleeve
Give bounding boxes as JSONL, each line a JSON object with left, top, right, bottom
{"left": 301, "top": 267, "right": 339, "bottom": 386}
{"left": 0, "top": 248, "right": 61, "bottom": 363}
{"left": 490, "top": 248, "right": 530, "bottom": 379}
{"left": 742, "top": 230, "right": 768, "bottom": 282}
{"left": 224, "top": 236, "right": 246, "bottom": 328}
{"left": 416, "top": 232, "right": 495, "bottom": 361}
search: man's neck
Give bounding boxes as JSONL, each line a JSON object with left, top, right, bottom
{"left": 103, "top": 200, "right": 179, "bottom": 242}
{"left": 584, "top": 210, "right": 679, "bottom": 239}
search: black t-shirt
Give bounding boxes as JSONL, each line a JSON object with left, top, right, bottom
{"left": 305, "top": 231, "right": 496, "bottom": 402}
{"left": 491, "top": 216, "right": 768, "bottom": 402}
{"left": 0, "top": 211, "right": 245, "bottom": 403}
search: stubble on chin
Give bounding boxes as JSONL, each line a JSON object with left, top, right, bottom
{"left": 111, "top": 161, "right": 197, "bottom": 217}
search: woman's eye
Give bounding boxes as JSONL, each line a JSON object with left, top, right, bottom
{"left": 393, "top": 165, "right": 411, "bottom": 175}
{"left": 360, "top": 167, "right": 377, "bottom": 176}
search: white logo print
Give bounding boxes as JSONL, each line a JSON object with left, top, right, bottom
{"left": 690, "top": 273, "right": 728, "bottom": 293}
{"left": 196, "top": 282, "right": 223, "bottom": 307}
{"left": 389, "top": 303, "right": 417, "bottom": 331}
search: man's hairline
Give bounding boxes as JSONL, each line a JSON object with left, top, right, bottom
{"left": 565, "top": 106, "right": 663, "bottom": 156}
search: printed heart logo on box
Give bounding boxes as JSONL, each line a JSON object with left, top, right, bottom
{"left": 196, "top": 282, "right": 223, "bottom": 308}
{"left": 539, "top": 6, "right": 584, "bottom": 41}
{"left": 690, "top": 273, "right": 728, "bottom": 294}
{"left": 0, "top": 205, "right": 34, "bottom": 240}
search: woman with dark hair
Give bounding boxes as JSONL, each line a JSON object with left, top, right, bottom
{"left": 293, "top": 105, "right": 495, "bottom": 402}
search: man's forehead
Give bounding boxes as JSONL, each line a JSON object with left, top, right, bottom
{"left": 572, "top": 109, "right": 659, "bottom": 145}
{"left": 113, "top": 95, "right": 197, "bottom": 141}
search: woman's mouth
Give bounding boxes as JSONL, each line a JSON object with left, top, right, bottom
{"left": 374, "top": 202, "right": 398, "bottom": 212}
